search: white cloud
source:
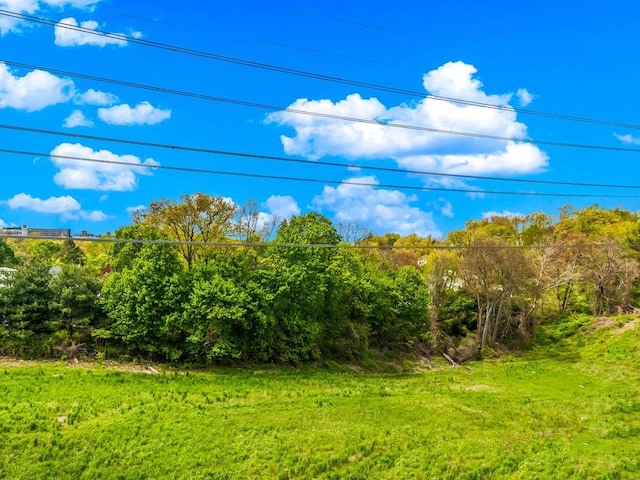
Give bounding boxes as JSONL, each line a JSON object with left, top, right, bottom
{"left": 126, "top": 204, "right": 146, "bottom": 214}
{"left": 313, "top": 176, "right": 441, "bottom": 237}
{"left": 98, "top": 101, "right": 172, "bottom": 126}
{"left": 482, "top": 210, "right": 524, "bottom": 219}
{"left": 42, "top": 0, "right": 100, "bottom": 8}
{"left": 50, "top": 142, "right": 159, "bottom": 191}
{"left": 399, "top": 142, "right": 545, "bottom": 177}
{"left": 516, "top": 88, "right": 534, "bottom": 107}
{"left": 268, "top": 61, "right": 548, "bottom": 181}
{"left": 0, "top": 62, "right": 74, "bottom": 111}
{"left": 0, "top": 218, "right": 6, "bottom": 228}
{"left": 6, "top": 193, "right": 80, "bottom": 213}
{"left": 76, "top": 209, "right": 108, "bottom": 221}
{"left": 255, "top": 195, "right": 300, "bottom": 230}
{"left": 63, "top": 109, "right": 93, "bottom": 128}
{"left": 54, "top": 17, "right": 127, "bottom": 47}
{"left": 264, "top": 195, "right": 300, "bottom": 219}
{"left": 437, "top": 198, "right": 454, "bottom": 218}
{"left": 0, "top": 0, "right": 39, "bottom": 35}
{"left": 5, "top": 193, "right": 108, "bottom": 221}
{"left": 75, "top": 88, "right": 118, "bottom": 106}
{"left": 0, "top": 1, "right": 102, "bottom": 35}
{"left": 614, "top": 133, "right": 640, "bottom": 145}
{"left": 422, "top": 62, "right": 512, "bottom": 104}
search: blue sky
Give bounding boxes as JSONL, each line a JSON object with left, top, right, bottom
{"left": 1, "top": 0, "right": 640, "bottom": 238}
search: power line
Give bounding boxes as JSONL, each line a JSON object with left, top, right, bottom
{"left": 287, "top": 7, "right": 400, "bottom": 33}
{"left": 114, "top": 12, "right": 386, "bottom": 64}
{"left": 4, "top": 59, "right": 640, "bottom": 155}
{"left": 2, "top": 121, "right": 640, "bottom": 191}
{"left": 3, "top": 9, "right": 640, "bottom": 131}
{"left": 4, "top": 144, "right": 640, "bottom": 199}
{"left": 0, "top": 233, "right": 629, "bottom": 250}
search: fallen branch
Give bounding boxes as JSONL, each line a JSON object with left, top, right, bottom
{"left": 442, "top": 352, "right": 460, "bottom": 368}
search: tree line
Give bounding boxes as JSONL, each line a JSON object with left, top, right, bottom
{"left": 1, "top": 194, "right": 639, "bottom": 363}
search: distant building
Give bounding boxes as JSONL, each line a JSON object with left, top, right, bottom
{"left": 0, "top": 225, "right": 71, "bottom": 238}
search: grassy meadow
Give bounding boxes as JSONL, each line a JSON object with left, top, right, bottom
{"left": 1, "top": 316, "right": 639, "bottom": 479}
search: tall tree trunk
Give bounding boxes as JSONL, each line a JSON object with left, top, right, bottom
{"left": 481, "top": 299, "right": 493, "bottom": 349}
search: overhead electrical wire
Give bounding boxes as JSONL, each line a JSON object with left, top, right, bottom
{"left": 0, "top": 233, "right": 629, "bottom": 250}
{"left": 3, "top": 123, "right": 640, "bottom": 192}
{"left": 3, "top": 59, "right": 640, "bottom": 155}
{"left": 286, "top": 7, "right": 400, "bottom": 33}
{"left": 3, "top": 146, "right": 640, "bottom": 199}
{"left": 1, "top": 12, "right": 637, "bottom": 250}
{"left": 2, "top": 8, "right": 640, "bottom": 131}
{"left": 3, "top": 133, "right": 639, "bottom": 190}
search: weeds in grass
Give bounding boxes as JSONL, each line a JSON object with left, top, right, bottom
{"left": 0, "top": 316, "right": 638, "bottom": 479}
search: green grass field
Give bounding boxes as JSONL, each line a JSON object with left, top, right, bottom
{"left": 1, "top": 316, "right": 639, "bottom": 479}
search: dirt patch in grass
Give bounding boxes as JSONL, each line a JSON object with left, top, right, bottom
{"left": 587, "top": 317, "right": 616, "bottom": 332}
{"left": 0, "top": 356, "right": 164, "bottom": 374}
{"left": 614, "top": 319, "right": 638, "bottom": 334}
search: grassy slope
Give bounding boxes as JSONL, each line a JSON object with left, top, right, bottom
{"left": 0, "top": 317, "right": 638, "bottom": 480}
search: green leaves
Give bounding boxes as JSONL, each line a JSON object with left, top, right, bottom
{"left": 49, "top": 265, "right": 103, "bottom": 336}
{"left": 0, "top": 239, "right": 17, "bottom": 267}
{"left": 102, "top": 240, "right": 185, "bottom": 357}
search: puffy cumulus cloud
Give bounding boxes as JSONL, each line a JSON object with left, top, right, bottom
{"left": 63, "top": 110, "right": 93, "bottom": 128}
{"left": 4, "top": 193, "right": 107, "bottom": 221}
{"left": 75, "top": 88, "right": 118, "bottom": 106}
{"left": 75, "top": 209, "right": 108, "bottom": 221}
{"left": 0, "top": 0, "right": 101, "bottom": 35}
{"left": 422, "top": 62, "right": 512, "bottom": 105}
{"left": 268, "top": 61, "right": 548, "bottom": 180}
{"left": 313, "top": 176, "right": 442, "bottom": 238}
{"left": 264, "top": 195, "right": 301, "bottom": 219}
{"left": 256, "top": 195, "right": 301, "bottom": 231}
{"left": 50, "top": 142, "right": 159, "bottom": 191}
{"left": 516, "top": 88, "right": 534, "bottom": 107}
{"left": 98, "top": 101, "right": 172, "bottom": 126}
{"left": 0, "top": 62, "right": 74, "bottom": 111}
{"left": 0, "top": 0, "right": 39, "bottom": 34}
{"left": 6, "top": 193, "right": 80, "bottom": 213}
{"left": 614, "top": 133, "right": 640, "bottom": 145}
{"left": 482, "top": 210, "right": 524, "bottom": 219}
{"left": 399, "top": 142, "right": 545, "bottom": 177}
{"left": 54, "top": 17, "right": 127, "bottom": 47}
{"left": 0, "top": 218, "right": 7, "bottom": 227}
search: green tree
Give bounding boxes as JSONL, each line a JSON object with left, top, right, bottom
{"left": 459, "top": 238, "right": 535, "bottom": 349}
{"left": 110, "top": 224, "right": 166, "bottom": 271}
{"left": 319, "top": 247, "right": 371, "bottom": 358}
{"left": 134, "top": 193, "right": 237, "bottom": 268}
{"left": 264, "top": 213, "right": 341, "bottom": 362}
{"left": 180, "top": 265, "right": 251, "bottom": 361}
{"left": 0, "top": 239, "right": 17, "bottom": 267}
{"left": 57, "top": 239, "right": 86, "bottom": 266}
{"left": 101, "top": 242, "right": 186, "bottom": 358}
{"left": 365, "top": 267, "right": 429, "bottom": 350}
{"left": 27, "top": 241, "right": 60, "bottom": 265}
{"left": 392, "top": 266, "right": 430, "bottom": 347}
{"left": 49, "top": 265, "right": 103, "bottom": 337}
{"left": 0, "top": 259, "right": 54, "bottom": 356}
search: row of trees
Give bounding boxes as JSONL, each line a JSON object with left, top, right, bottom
{"left": 1, "top": 194, "right": 639, "bottom": 363}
